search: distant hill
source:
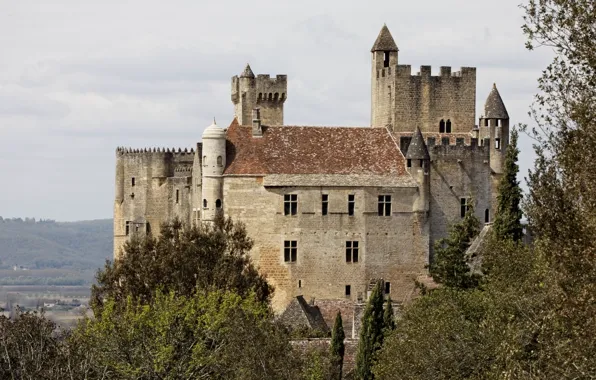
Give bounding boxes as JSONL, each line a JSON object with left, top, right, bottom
{"left": 0, "top": 218, "right": 112, "bottom": 283}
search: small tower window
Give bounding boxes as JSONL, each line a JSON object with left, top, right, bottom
{"left": 383, "top": 51, "right": 390, "bottom": 67}
{"left": 485, "top": 209, "right": 490, "bottom": 223}
{"left": 217, "top": 156, "right": 222, "bottom": 166}
{"left": 495, "top": 138, "right": 501, "bottom": 150}
{"left": 131, "top": 177, "right": 135, "bottom": 187}
{"left": 298, "top": 280, "right": 302, "bottom": 288}
{"left": 345, "top": 285, "right": 351, "bottom": 297}
{"left": 407, "top": 159, "right": 412, "bottom": 168}
{"left": 385, "top": 282, "right": 391, "bottom": 294}
{"left": 322, "top": 194, "right": 328, "bottom": 216}
{"left": 460, "top": 197, "right": 471, "bottom": 218}
{"left": 203, "top": 156, "right": 207, "bottom": 166}
{"left": 484, "top": 118, "right": 489, "bottom": 127}
{"left": 125, "top": 221, "right": 130, "bottom": 236}
{"left": 203, "top": 199, "right": 207, "bottom": 208}
{"left": 446, "top": 119, "right": 452, "bottom": 133}
{"left": 419, "top": 159, "right": 424, "bottom": 167}
{"left": 176, "top": 189, "right": 179, "bottom": 204}
{"left": 439, "top": 119, "right": 445, "bottom": 133}
{"left": 216, "top": 199, "right": 222, "bottom": 208}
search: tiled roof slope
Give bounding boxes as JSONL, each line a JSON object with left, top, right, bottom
{"left": 371, "top": 24, "right": 398, "bottom": 52}
{"left": 224, "top": 119, "right": 408, "bottom": 177}
{"left": 483, "top": 84, "right": 509, "bottom": 119}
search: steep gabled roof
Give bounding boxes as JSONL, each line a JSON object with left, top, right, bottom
{"left": 277, "top": 296, "right": 329, "bottom": 333}
{"left": 224, "top": 120, "right": 408, "bottom": 177}
{"left": 483, "top": 83, "right": 509, "bottom": 119}
{"left": 371, "top": 24, "right": 398, "bottom": 52}
{"left": 405, "top": 127, "right": 430, "bottom": 160}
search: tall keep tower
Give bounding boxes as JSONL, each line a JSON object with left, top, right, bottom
{"left": 371, "top": 24, "right": 398, "bottom": 129}
{"left": 231, "top": 64, "right": 287, "bottom": 126}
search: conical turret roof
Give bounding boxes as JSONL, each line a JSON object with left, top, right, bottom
{"left": 240, "top": 63, "right": 255, "bottom": 78}
{"left": 371, "top": 24, "right": 398, "bottom": 52}
{"left": 483, "top": 83, "right": 509, "bottom": 119}
{"left": 406, "top": 127, "right": 430, "bottom": 160}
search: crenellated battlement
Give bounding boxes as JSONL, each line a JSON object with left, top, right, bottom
{"left": 116, "top": 147, "right": 195, "bottom": 156}
{"left": 394, "top": 64, "right": 476, "bottom": 78}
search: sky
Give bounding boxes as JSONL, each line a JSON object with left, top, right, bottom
{"left": 0, "top": 0, "right": 552, "bottom": 221}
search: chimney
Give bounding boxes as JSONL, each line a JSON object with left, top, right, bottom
{"left": 252, "top": 108, "right": 262, "bottom": 137}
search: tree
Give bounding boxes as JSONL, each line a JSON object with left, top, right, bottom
{"left": 429, "top": 206, "right": 481, "bottom": 289}
{"left": 330, "top": 311, "right": 345, "bottom": 380}
{"left": 382, "top": 297, "right": 395, "bottom": 333}
{"left": 492, "top": 129, "right": 524, "bottom": 241}
{"left": 92, "top": 216, "right": 272, "bottom": 311}
{"left": 355, "top": 281, "right": 385, "bottom": 380}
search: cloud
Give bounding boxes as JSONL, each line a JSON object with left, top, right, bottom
{"left": 0, "top": 85, "right": 70, "bottom": 119}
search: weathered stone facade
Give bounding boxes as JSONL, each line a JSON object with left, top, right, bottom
{"left": 113, "top": 25, "right": 511, "bottom": 314}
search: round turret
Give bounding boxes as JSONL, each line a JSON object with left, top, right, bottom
{"left": 201, "top": 121, "right": 226, "bottom": 222}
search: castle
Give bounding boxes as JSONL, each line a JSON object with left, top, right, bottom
{"left": 113, "top": 25, "right": 510, "bottom": 313}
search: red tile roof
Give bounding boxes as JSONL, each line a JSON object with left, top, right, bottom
{"left": 224, "top": 119, "right": 408, "bottom": 176}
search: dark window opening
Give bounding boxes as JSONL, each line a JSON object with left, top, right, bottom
{"left": 385, "top": 282, "right": 391, "bottom": 294}
{"left": 216, "top": 199, "right": 222, "bottom": 209}
{"left": 407, "top": 159, "right": 412, "bottom": 168}
{"left": 383, "top": 51, "right": 390, "bottom": 67}
{"left": 400, "top": 136, "right": 412, "bottom": 153}
{"left": 441, "top": 137, "right": 450, "bottom": 146}
{"left": 284, "top": 240, "right": 297, "bottom": 263}
{"left": 378, "top": 195, "right": 392, "bottom": 216}
{"left": 203, "top": 199, "right": 207, "bottom": 208}
{"left": 348, "top": 194, "right": 355, "bottom": 216}
{"left": 284, "top": 194, "right": 298, "bottom": 215}
{"left": 203, "top": 156, "right": 207, "bottom": 166}
{"left": 346, "top": 241, "right": 359, "bottom": 263}
{"left": 496, "top": 119, "right": 501, "bottom": 127}
{"left": 419, "top": 160, "right": 424, "bottom": 167}
{"left": 125, "top": 221, "right": 130, "bottom": 236}
{"left": 439, "top": 119, "right": 445, "bottom": 133}
{"left": 461, "top": 197, "right": 471, "bottom": 218}
{"left": 131, "top": 177, "right": 135, "bottom": 187}
{"left": 298, "top": 280, "right": 302, "bottom": 288}
{"left": 485, "top": 209, "right": 490, "bottom": 223}
{"left": 484, "top": 118, "right": 489, "bottom": 127}
{"left": 217, "top": 156, "right": 222, "bottom": 166}
{"left": 495, "top": 138, "right": 501, "bottom": 150}
{"left": 427, "top": 137, "right": 436, "bottom": 147}
{"left": 446, "top": 119, "right": 452, "bottom": 133}
{"left": 176, "top": 189, "right": 179, "bottom": 204}
{"left": 456, "top": 138, "right": 464, "bottom": 146}
{"left": 345, "top": 285, "right": 351, "bottom": 297}
{"left": 146, "top": 222, "right": 151, "bottom": 235}
{"left": 322, "top": 194, "right": 328, "bottom": 216}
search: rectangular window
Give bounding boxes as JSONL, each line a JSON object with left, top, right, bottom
{"left": 385, "top": 282, "right": 391, "bottom": 295}
{"left": 322, "top": 194, "right": 328, "bottom": 216}
{"left": 284, "top": 194, "right": 298, "bottom": 216}
{"left": 378, "top": 195, "right": 392, "bottom": 216}
{"left": 460, "top": 197, "right": 471, "bottom": 218}
{"left": 176, "top": 189, "right": 180, "bottom": 204}
{"left": 407, "top": 159, "right": 412, "bottom": 168}
{"left": 348, "top": 194, "right": 355, "bottom": 216}
{"left": 131, "top": 177, "right": 135, "bottom": 187}
{"left": 441, "top": 137, "right": 450, "bottom": 146}
{"left": 284, "top": 240, "right": 297, "bottom": 263}
{"left": 346, "top": 241, "right": 359, "bottom": 263}
{"left": 427, "top": 137, "right": 436, "bottom": 147}
{"left": 125, "top": 221, "right": 130, "bottom": 236}
{"left": 495, "top": 138, "right": 501, "bottom": 150}
{"left": 345, "top": 285, "right": 351, "bottom": 297}
{"left": 298, "top": 280, "right": 302, "bottom": 288}
{"left": 456, "top": 138, "right": 464, "bottom": 146}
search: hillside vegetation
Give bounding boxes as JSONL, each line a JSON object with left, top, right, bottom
{"left": 0, "top": 218, "right": 112, "bottom": 284}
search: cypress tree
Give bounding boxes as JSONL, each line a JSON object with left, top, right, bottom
{"left": 330, "top": 311, "right": 345, "bottom": 380}
{"left": 492, "top": 129, "right": 524, "bottom": 241}
{"left": 382, "top": 297, "right": 395, "bottom": 333}
{"left": 430, "top": 205, "right": 481, "bottom": 289}
{"left": 355, "top": 281, "right": 385, "bottom": 380}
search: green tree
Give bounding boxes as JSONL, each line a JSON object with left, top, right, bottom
{"left": 382, "top": 297, "right": 395, "bottom": 333}
{"left": 355, "top": 281, "right": 385, "bottom": 380}
{"left": 429, "top": 206, "right": 481, "bottom": 289}
{"left": 92, "top": 216, "right": 272, "bottom": 311}
{"left": 492, "top": 129, "right": 524, "bottom": 241}
{"left": 330, "top": 311, "right": 345, "bottom": 380}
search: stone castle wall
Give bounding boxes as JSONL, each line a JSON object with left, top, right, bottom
{"left": 222, "top": 176, "right": 428, "bottom": 312}
{"left": 231, "top": 74, "right": 287, "bottom": 126}
{"left": 113, "top": 148, "right": 194, "bottom": 258}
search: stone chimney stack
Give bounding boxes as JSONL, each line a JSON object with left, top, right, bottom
{"left": 252, "top": 108, "right": 262, "bottom": 137}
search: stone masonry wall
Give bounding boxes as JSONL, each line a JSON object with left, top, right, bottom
{"left": 222, "top": 176, "right": 429, "bottom": 312}
{"left": 392, "top": 65, "right": 476, "bottom": 133}
{"left": 113, "top": 149, "right": 194, "bottom": 258}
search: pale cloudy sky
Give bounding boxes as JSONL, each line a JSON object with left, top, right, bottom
{"left": 0, "top": 0, "right": 552, "bottom": 221}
